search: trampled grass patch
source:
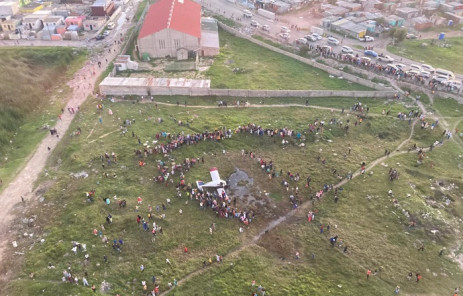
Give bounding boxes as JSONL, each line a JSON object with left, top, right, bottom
{"left": 206, "top": 29, "right": 371, "bottom": 91}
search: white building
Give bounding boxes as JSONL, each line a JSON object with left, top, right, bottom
{"left": 114, "top": 55, "right": 139, "bottom": 71}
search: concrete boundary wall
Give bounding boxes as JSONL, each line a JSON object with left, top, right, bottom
{"left": 99, "top": 82, "right": 395, "bottom": 97}
{"left": 217, "top": 22, "right": 391, "bottom": 91}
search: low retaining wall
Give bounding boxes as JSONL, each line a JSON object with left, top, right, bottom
{"left": 99, "top": 82, "right": 395, "bottom": 98}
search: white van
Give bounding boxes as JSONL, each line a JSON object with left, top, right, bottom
{"left": 433, "top": 68, "right": 455, "bottom": 80}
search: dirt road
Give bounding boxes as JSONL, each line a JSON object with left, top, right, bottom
{"left": 0, "top": 43, "right": 123, "bottom": 265}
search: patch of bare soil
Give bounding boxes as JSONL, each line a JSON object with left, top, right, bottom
{"left": 0, "top": 180, "right": 55, "bottom": 292}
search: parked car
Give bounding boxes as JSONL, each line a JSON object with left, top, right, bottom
{"left": 409, "top": 64, "right": 422, "bottom": 71}
{"left": 419, "top": 71, "right": 431, "bottom": 78}
{"left": 341, "top": 45, "right": 353, "bottom": 53}
{"left": 243, "top": 9, "right": 253, "bottom": 18}
{"left": 387, "top": 64, "right": 399, "bottom": 71}
{"left": 405, "top": 70, "right": 420, "bottom": 76}
{"left": 449, "top": 81, "right": 462, "bottom": 89}
{"left": 364, "top": 50, "right": 378, "bottom": 57}
{"left": 261, "top": 25, "right": 270, "bottom": 32}
{"left": 304, "top": 35, "right": 317, "bottom": 42}
{"left": 281, "top": 26, "right": 290, "bottom": 33}
{"left": 377, "top": 55, "right": 394, "bottom": 62}
{"left": 440, "top": 80, "right": 452, "bottom": 86}
{"left": 327, "top": 37, "right": 340, "bottom": 45}
{"left": 107, "top": 22, "right": 115, "bottom": 30}
{"left": 360, "top": 56, "right": 372, "bottom": 64}
{"left": 321, "top": 45, "right": 333, "bottom": 52}
{"left": 406, "top": 33, "right": 418, "bottom": 39}
{"left": 103, "top": 30, "right": 110, "bottom": 37}
{"left": 421, "top": 64, "right": 435, "bottom": 73}
{"left": 295, "top": 37, "right": 307, "bottom": 45}
{"left": 311, "top": 33, "right": 323, "bottom": 40}
{"left": 432, "top": 75, "right": 449, "bottom": 83}
{"left": 343, "top": 53, "right": 356, "bottom": 60}
{"left": 394, "top": 63, "right": 406, "bottom": 70}
{"left": 250, "top": 20, "right": 260, "bottom": 27}
{"left": 96, "top": 34, "right": 105, "bottom": 40}
{"left": 359, "top": 35, "right": 374, "bottom": 42}
{"left": 278, "top": 32, "right": 290, "bottom": 40}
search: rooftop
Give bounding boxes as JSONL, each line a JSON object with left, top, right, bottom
{"left": 100, "top": 77, "right": 211, "bottom": 88}
{"left": 138, "top": 0, "right": 201, "bottom": 39}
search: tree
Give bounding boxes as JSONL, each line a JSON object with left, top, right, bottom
{"left": 375, "top": 17, "right": 387, "bottom": 27}
{"left": 394, "top": 28, "right": 407, "bottom": 43}
{"left": 299, "top": 45, "right": 310, "bottom": 56}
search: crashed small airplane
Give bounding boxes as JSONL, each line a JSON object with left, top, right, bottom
{"left": 196, "top": 167, "right": 227, "bottom": 197}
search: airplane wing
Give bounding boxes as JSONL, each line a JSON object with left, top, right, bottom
{"left": 201, "top": 180, "right": 226, "bottom": 188}
{"left": 197, "top": 168, "right": 227, "bottom": 191}
{"left": 210, "top": 167, "right": 220, "bottom": 182}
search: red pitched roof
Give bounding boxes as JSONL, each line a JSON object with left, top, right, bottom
{"left": 138, "top": 0, "right": 201, "bottom": 39}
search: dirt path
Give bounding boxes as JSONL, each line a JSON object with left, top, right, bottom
{"left": 0, "top": 44, "right": 124, "bottom": 265}
{"left": 129, "top": 99, "right": 394, "bottom": 119}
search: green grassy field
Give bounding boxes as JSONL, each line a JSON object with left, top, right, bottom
{"left": 0, "top": 47, "right": 86, "bottom": 190}
{"left": 387, "top": 37, "right": 463, "bottom": 74}
{"left": 134, "top": 0, "right": 148, "bottom": 22}
{"left": 4, "top": 93, "right": 463, "bottom": 296}
{"left": 432, "top": 97, "right": 463, "bottom": 117}
{"left": 174, "top": 141, "right": 463, "bottom": 296}
{"left": 146, "top": 95, "right": 417, "bottom": 116}
{"left": 206, "top": 29, "right": 371, "bottom": 90}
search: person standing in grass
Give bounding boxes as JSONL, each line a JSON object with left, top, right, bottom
{"left": 367, "top": 269, "right": 371, "bottom": 279}
{"left": 416, "top": 273, "right": 422, "bottom": 283}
